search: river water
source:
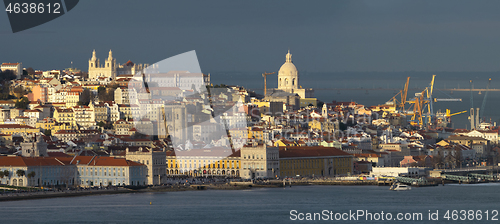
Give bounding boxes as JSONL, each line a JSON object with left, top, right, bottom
{"left": 3, "top": 183, "right": 500, "bottom": 223}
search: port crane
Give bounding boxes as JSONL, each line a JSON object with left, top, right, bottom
{"left": 435, "top": 109, "right": 467, "bottom": 128}
{"left": 262, "top": 72, "right": 275, "bottom": 96}
{"left": 479, "top": 78, "right": 491, "bottom": 122}
{"left": 407, "top": 75, "right": 435, "bottom": 127}
{"left": 469, "top": 78, "right": 491, "bottom": 130}
{"left": 387, "top": 77, "right": 410, "bottom": 111}
{"left": 433, "top": 89, "right": 462, "bottom": 102}
{"left": 446, "top": 109, "right": 467, "bottom": 118}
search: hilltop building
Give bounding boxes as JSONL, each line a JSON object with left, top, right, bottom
{"left": 265, "top": 51, "right": 315, "bottom": 110}
{"left": 1, "top": 62, "right": 22, "bottom": 79}
{"left": 275, "top": 50, "right": 313, "bottom": 99}
{"left": 88, "top": 50, "right": 147, "bottom": 81}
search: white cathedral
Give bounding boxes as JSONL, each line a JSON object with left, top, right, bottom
{"left": 88, "top": 50, "right": 147, "bottom": 81}
{"left": 276, "top": 50, "right": 313, "bottom": 99}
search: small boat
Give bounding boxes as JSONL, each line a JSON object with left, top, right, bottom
{"left": 390, "top": 183, "right": 411, "bottom": 191}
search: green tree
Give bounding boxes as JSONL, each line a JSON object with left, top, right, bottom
{"left": 3, "top": 170, "right": 10, "bottom": 177}
{"left": 26, "top": 67, "right": 35, "bottom": 78}
{"left": 98, "top": 88, "right": 114, "bottom": 102}
{"left": 44, "top": 129, "right": 51, "bottom": 136}
{"left": 13, "top": 86, "right": 28, "bottom": 98}
{"left": 27, "top": 171, "right": 36, "bottom": 179}
{"left": 0, "top": 70, "right": 16, "bottom": 81}
{"left": 16, "top": 169, "right": 25, "bottom": 177}
{"left": 15, "top": 97, "right": 30, "bottom": 109}
{"left": 79, "top": 88, "right": 91, "bottom": 105}
{"left": 0, "top": 171, "right": 4, "bottom": 179}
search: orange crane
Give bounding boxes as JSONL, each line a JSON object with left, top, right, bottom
{"left": 400, "top": 77, "right": 410, "bottom": 110}
{"left": 387, "top": 76, "right": 410, "bottom": 111}
{"left": 262, "top": 72, "right": 275, "bottom": 96}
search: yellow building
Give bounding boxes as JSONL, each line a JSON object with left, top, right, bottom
{"left": 274, "top": 139, "right": 299, "bottom": 147}
{"left": 299, "top": 98, "right": 318, "bottom": 107}
{"left": 279, "top": 146, "right": 353, "bottom": 177}
{"left": 308, "top": 119, "right": 322, "bottom": 131}
{"left": 248, "top": 127, "right": 264, "bottom": 142}
{"left": 166, "top": 147, "right": 241, "bottom": 177}
{"left": 0, "top": 124, "right": 38, "bottom": 135}
{"left": 53, "top": 108, "right": 75, "bottom": 125}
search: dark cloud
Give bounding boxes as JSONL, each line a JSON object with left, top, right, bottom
{"left": 1, "top": 0, "right": 500, "bottom": 72}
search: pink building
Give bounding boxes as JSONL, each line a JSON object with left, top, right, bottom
{"left": 32, "top": 85, "right": 48, "bottom": 103}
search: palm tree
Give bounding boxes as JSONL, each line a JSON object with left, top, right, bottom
{"left": 27, "top": 171, "right": 36, "bottom": 179}
{"left": 16, "top": 170, "right": 25, "bottom": 177}
{"left": 3, "top": 170, "right": 9, "bottom": 177}
{"left": 0, "top": 171, "right": 4, "bottom": 179}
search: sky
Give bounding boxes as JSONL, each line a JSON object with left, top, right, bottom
{"left": 2, "top": 0, "right": 500, "bottom": 73}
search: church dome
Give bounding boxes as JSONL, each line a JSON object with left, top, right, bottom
{"left": 277, "top": 50, "right": 299, "bottom": 91}
{"left": 279, "top": 61, "right": 297, "bottom": 76}
{"left": 278, "top": 50, "right": 298, "bottom": 77}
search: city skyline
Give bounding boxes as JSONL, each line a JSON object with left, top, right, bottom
{"left": 2, "top": 1, "right": 500, "bottom": 72}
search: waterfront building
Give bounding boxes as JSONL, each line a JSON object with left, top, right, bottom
{"left": 166, "top": 148, "right": 241, "bottom": 177}
{"left": 445, "top": 135, "right": 490, "bottom": 157}
{"left": 71, "top": 156, "right": 147, "bottom": 187}
{"left": 279, "top": 146, "right": 353, "bottom": 177}
{"left": 115, "top": 147, "right": 166, "bottom": 185}
{"left": 240, "top": 143, "right": 279, "bottom": 179}
{"left": 0, "top": 156, "right": 76, "bottom": 187}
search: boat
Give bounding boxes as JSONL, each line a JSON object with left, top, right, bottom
{"left": 389, "top": 183, "right": 411, "bottom": 191}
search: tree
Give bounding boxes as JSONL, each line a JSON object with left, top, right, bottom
{"left": 16, "top": 169, "right": 25, "bottom": 177}
{"left": 13, "top": 86, "right": 28, "bottom": 98}
{"left": 44, "top": 129, "right": 51, "bottom": 136}
{"left": 0, "top": 171, "right": 4, "bottom": 179}
{"left": 15, "top": 97, "right": 30, "bottom": 109}
{"left": 3, "top": 170, "right": 10, "bottom": 177}
{"left": 98, "top": 88, "right": 114, "bottom": 102}
{"left": 79, "top": 88, "right": 91, "bottom": 105}
{"left": 26, "top": 67, "right": 35, "bottom": 78}
{"left": 27, "top": 171, "right": 36, "bottom": 179}
{"left": 0, "top": 69, "right": 16, "bottom": 81}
